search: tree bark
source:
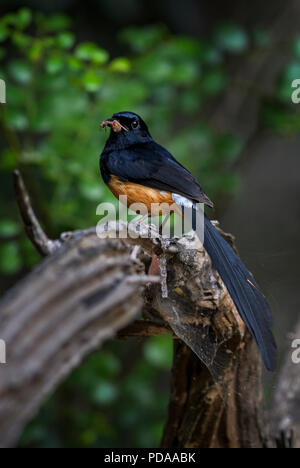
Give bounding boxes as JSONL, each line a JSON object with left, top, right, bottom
{"left": 142, "top": 232, "right": 268, "bottom": 448}
{"left": 161, "top": 336, "right": 267, "bottom": 448}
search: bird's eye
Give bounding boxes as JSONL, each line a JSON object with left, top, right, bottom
{"left": 131, "top": 120, "right": 139, "bottom": 129}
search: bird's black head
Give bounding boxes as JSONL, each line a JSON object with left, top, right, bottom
{"left": 100, "top": 111, "right": 152, "bottom": 151}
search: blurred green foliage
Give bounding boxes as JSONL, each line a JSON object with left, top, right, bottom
{"left": 0, "top": 11, "right": 246, "bottom": 277}
{"left": 20, "top": 337, "right": 172, "bottom": 448}
{"left": 261, "top": 36, "right": 300, "bottom": 135}
{"left": 0, "top": 8, "right": 299, "bottom": 448}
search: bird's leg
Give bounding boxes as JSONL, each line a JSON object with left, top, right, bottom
{"left": 148, "top": 252, "right": 160, "bottom": 276}
{"left": 147, "top": 214, "right": 170, "bottom": 278}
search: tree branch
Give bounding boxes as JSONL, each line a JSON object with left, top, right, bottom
{"left": 118, "top": 320, "right": 172, "bottom": 338}
{"left": 0, "top": 229, "right": 160, "bottom": 448}
{"left": 13, "top": 170, "right": 59, "bottom": 256}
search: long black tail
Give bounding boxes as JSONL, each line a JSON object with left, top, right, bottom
{"left": 201, "top": 214, "right": 277, "bottom": 371}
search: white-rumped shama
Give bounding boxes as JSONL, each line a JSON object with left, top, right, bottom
{"left": 100, "top": 111, "right": 277, "bottom": 371}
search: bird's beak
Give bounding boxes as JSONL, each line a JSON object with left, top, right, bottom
{"left": 100, "top": 119, "right": 128, "bottom": 132}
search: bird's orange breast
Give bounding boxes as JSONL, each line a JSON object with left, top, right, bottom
{"left": 108, "top": 175, "right": 182, "bottom": 216}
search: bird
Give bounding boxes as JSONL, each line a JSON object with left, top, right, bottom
{"left": 99, "top": 111, "right": 277, "bottom": 371}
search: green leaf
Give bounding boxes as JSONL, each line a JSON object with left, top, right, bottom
{"left": 79, "top": 181, "right": 103, "bottom": 200}
{"left": 283, "top": 62, "right": 300, "bottom": 82}
{"left": 180, "top": 90, "right": 202, "bottom": 112}
{"left": 1, "top": 13, "right": 15, "bottom": 27}
{"left": 203, "top": 46, "right": 223, "bottom": 65}
{"left": 143, "top": 335, "right": 173, "bottom": 369}
{"left": 253, "top": 29, "right": 270, "bottom": 48}
{"left": 0, "top": 149, "right": 18, "bottom": 170}
{"left": 9, "top": 60, "right": 32, "bottom": 84}
{"left": 28, "top": 40, "right": 43, "bottom": 62}
{"left": 109, "top": 57, "right": 131, "bottom": 73}
{"left": 120, "top": 25, "right": 167, "bottom": 53}
{"left": 0, "top": 242, "right": 22, "bottom": 274}
{"left": 81, "top": 70, "right": 102, "bottom": 92}
{"left": 0, "top": 46, "right": 6, "bottom": 60}
{"left": 261, "top": 102, "right": 300, "bottom": 135}
{"left": 46, "top": 54, "right": 64, "bottom": 74}
{"left": 91, "top": 381, "right": 118, "bottom": 405}
{"left": 12, "top": 32, "right": 31, "bottom": 48}
{"left": 15, "top": 8, "right": 32, "bottom": 29}
{"left": 36, "top": 37, "right": 56, "bottom": 50}
{"left": 75, "top": 42, "right": 109, "bottom": 65}
{"left": 201, "top": 69, "right": 227, "bottom": 95}
{"left": 136, "top": 54, "right": 173, "bottom": 82}
{"left": 215, "top": 134, "right": 243, "bottom": 163}
{"left": 168, "top": 36, "right": 204, "bottom": 57}
{"left": 294, "top": 37, "right": 300, "bottom": 59}
{"left": 92, "top": 49, "right": 109, "bottom": 65}
{"left": 56, "top": 32, "right": 75, "bottom": 49}
{"left": 170, "top": 61, "right": 199, "bottom": 85}
{"left": 0, "top": 219, "right": 20, "bottom": 236}
{"left": 215, "top": 24, "right": 249, "bottom": 53}
{"left": 6, "top": 108, "right": 28, "bottom": 130}
{"left": 92, "top": 352, "right": 120, "bottom": 378}
{"left": 38, "top": 14, "right": 71, "bottom": 32}
{"left": 0, "top": 24, "right": 8, "bottom": 42}
{"left": 67, "top": 56, "right": 82, "bottom": 71}
{"left": 218, "top": 173, "right": 240, "bottom": 193}
{"left": 20, "top": 237, "right": 39, "bottom": 268}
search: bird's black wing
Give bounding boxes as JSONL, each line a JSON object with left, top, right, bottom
{"left": 102, "top": 141, "right": 213, "bottom": 207}
{"left": 203, "top": 214, "right": 277, "bottom": 371}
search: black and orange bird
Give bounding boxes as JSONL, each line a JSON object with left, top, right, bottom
{"left": 100, "top": 111, "right": 277, "bottom": 371}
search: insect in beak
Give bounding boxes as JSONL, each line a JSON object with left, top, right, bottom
{"left": 100, "top": 119, "right": 128, "bottom": 132}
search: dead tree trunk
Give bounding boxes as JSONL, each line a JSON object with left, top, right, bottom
{"left": 161, "top": 337, "right": 266, "bottom": 448}
{"left": 143, "top": 234, "right": 268, "bottom": 448}
{"left": 0, "top": 171, "right": 278, "bottom": 448}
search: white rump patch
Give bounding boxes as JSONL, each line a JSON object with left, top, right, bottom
{"left": 172, "top": 193, "right": 196, "bottom": 209}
